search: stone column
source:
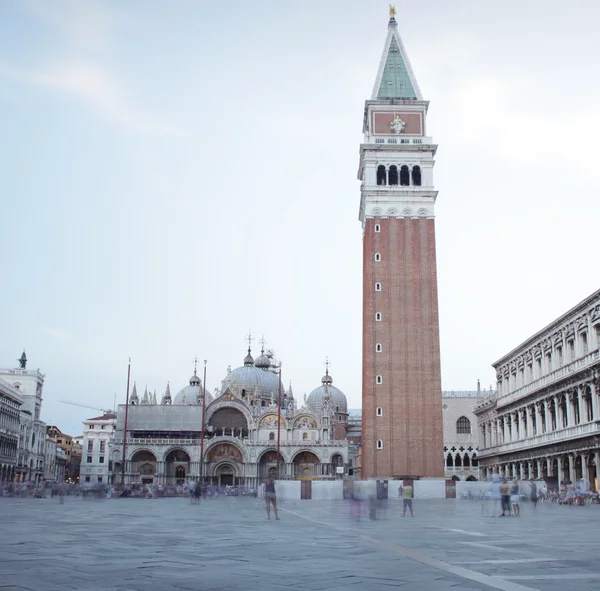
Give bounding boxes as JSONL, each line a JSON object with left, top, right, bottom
{"left": 535, "top": 403, "right": 543, "bottom": 435}
{"left": 546, "top": 457, "right": 552, "bottom": 478}
{"left": 556, "top": 457, "right": 563, "bottom": 485}
{"left": 543, "top": 399, "right": 551, "bottom": 432}
{"left": 568, "top": 455, "right": 576, "bottom": 483}
{"left": 565, "top": 392, "right": 573, "bottom": 427}
{"left": 536, "top": 459, "right": 543, "bottom": 480}
{"left": 525, "top": 406, "right": 532, "bottom": 436}
{"left": 519, "top": 462, "right": 524, "bottom": 480}
{"left": 590, "top": 382, "right": 599, "bottom": 421}
{"left": 581, "top": 454, "right": 589, "bottom": 487}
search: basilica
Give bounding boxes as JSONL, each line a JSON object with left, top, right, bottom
{"left": 108, "top": 345, "right": 349, "bottom": 488}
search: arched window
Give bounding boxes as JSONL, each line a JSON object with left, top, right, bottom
{"left": 376, "top": 375, "right": 383, "bottom": 384}
{"left": 374, "top": 253, "right": 381, "bottom": 262}
{"left": 456, "top": 416, "right": 471, "bottom": 434}
{"left": 376, "top": 165, "right": 386, "bottom": 185}
{"left": 376, "top": 343, "right": 382, "bottom": 352}
{"left": 471, "top": 454, "right": 478, "bottom": 466}
{"left": 375, "top": 282, "right": 381, "bottom": 292}
{"left": 376, "top": 439, "right": 383, "bottom": 450}
{"left": 463, "top": 454, "right": 470, "bottom": 467}
{"left": 269, "top": 432, "right": 275, "bottom": 441}
{"left": 412, "top": 165, "right": 422, "bottom": 186}
{"left": 376, "top": 407, "right": 383, "bottom": 416}
{"left": 446, "top": 453, "right": 453, "bottom": 467}
{"left": 374, "top": 224, "right": 381, "bottom": 233}
{"left": 388, "top": 165, "right": 398, "bottom": 185}
{"left": 302, "top": 432, "right": 308, "bottom": 441}
{"left": 400, "top": 165, "right": 410, "bottom": 186}
{"left": 375, "top": 312, "right": 382, "bottom": 321}
{"left": 455, "top": 454, "right": 462, "bottom": 468}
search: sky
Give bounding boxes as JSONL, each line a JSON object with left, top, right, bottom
{"left": 2, "top": 0, "right": 600, "bottom": 437}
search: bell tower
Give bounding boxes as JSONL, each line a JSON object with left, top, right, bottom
{"left": 359, "top": 10, "right": 443, "bottom": 479}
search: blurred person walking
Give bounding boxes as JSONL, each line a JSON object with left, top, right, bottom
{"left": 529, "top": 479, "right": 538, "bottom": 509}
{"left": 264, "top": 475, "right": 279, "bottom": 520}
{"left": 510, "top": 479, "right": 520, "bottom": 516}
{"left": 499, "top": 478, "right": 511, "bottom": 517}
{"left": 402, "top": 483, "right": 414, "bottom": 517}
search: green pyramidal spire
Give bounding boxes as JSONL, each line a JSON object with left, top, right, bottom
{"left": 373, "top": 17, "right": 421, "bottom": 100}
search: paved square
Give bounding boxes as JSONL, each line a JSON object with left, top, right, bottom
{"left": 1, "top": 496, "right": 599, "bottom": 591}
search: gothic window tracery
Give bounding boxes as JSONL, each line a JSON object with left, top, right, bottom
{"left": 456, "top": 416, "right": 471, "bottom": 434}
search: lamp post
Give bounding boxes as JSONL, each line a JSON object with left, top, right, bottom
{"left": 121, "top": 358, "right": 131, "bottom": 487}
{"left": 277, "top": 363, "right": 282, "bottom": 479}
{"left": 200, "top": 360, "right": 207, "bottom": 485}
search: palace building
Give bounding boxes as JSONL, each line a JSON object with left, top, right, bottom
{"left": 359, "top": 10, "right": 443, "bottom": 478}
{"left": 475, "top": 289, "right": 600, "bottom": 491}
{"left": 108, "top": 345, "right": 349, "bottom": 488}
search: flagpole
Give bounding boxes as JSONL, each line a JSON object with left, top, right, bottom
{"left": 277, "top": 363, "right": 282, "bottom": 479}
{"left": 200, "top": 359, "right": 207, "bottom": 485}
{"left": 121, "top": 358, "right": 131, "bottom": 487}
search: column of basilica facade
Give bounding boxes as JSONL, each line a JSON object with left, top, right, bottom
{"left": 475, "top": 289, "right": 600, "bottom": 489}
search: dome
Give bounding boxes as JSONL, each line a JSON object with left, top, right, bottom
{"left": 306, "top": 372, "right": 348, "bottom": 415}
{"left": 227, "top": 365, "right": 281, "bottom": 400}
{"left": 173, "top": 374, "right": 212, "bottom": 405}
{"left": 254, "top": 351, "right": 271, "bottom": 370}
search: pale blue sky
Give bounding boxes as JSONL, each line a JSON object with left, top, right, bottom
{"left": 2, "top": 1, "right": 600, "bottom": 436}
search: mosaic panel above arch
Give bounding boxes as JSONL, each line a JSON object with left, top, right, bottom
{"left": 294, "top": 415, "right": 317, "bottom": 429}
{"left": 259, "top": 414, "right": 285, "bottom": 428}
{"left": 207, "top": 443, "right": 243, "bottom": 463}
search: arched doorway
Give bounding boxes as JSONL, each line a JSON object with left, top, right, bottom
{"left": 165, "top": 449, "right": 191, "bottom": 486}
{"left": 258, "top": 450, "right": 280, "bottom": 480}
{"left": 331, "top": 454, "right": 344, "bottom": 477}
{"left": 215, "top": 463, "right": 235, "bottom": 487}
{"left": 206, "top": 443, "right": 244, "bottom": 486}
{"left": 131, "top": 450, "right": 157, "bottom": 485}
{"left": 209, "top": 407, "right": 249, "bottom": 439}
{"left": 293, "top": 451, "right": 320, "bottom": 478}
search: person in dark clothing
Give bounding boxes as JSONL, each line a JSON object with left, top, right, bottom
{"left": 264, "top": 476, "right": 279, "bottom": 520}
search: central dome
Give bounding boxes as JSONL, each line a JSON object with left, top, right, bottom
{"left": 225, "top": 348, "right": 282, "bottom": 401}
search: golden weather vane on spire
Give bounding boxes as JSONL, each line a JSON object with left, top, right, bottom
{"left": 389, "top": 4, "right": 397, "bottom": 19}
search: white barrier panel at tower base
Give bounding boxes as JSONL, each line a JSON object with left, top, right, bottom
{"left": 414, "top": 479, "right": 446, "bottom": 499}
{"left": 311, "top": 480, "right": 343, "bottom": 500}
{"left": 455, "top": 481, "right": 490, "bottom": 497}
{"left": 265, "top": 480, "right": 301, "bottom": 500}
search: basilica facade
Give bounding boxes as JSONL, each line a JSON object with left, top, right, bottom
{"left": 108, "top": 346, "right": 349, "bottom": 488}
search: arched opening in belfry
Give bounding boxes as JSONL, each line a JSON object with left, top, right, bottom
{"left": 377, "top": 165, "right": 387, "bottom": 185}
{"left": 412, "top": 165, "right": 422, "bottom": 186}
{"left": 400, "top": 165, "right": 410, "bottom": 186}
{"left": 388, "top": 165, "right": 398, "bottom": 185}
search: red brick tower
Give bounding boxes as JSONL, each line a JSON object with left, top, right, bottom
{"left": 359, "top": 12, "right": 443, "bottom": 479}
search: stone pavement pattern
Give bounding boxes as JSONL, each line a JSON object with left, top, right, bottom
{"left": 0, "top": 496, "right": 599, "bottom": 591}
